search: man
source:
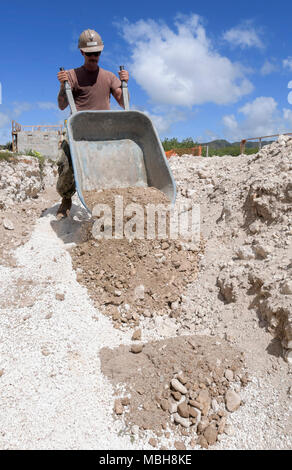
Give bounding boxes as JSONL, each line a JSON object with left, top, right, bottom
{"left": 56, "top": 28, "right": 129, "bottom": 218}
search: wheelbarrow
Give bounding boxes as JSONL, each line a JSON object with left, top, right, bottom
{"left": 61, "top": 66, "right": 176, "bottom": 212}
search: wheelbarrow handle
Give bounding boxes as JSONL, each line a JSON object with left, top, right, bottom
{"left": 59, "top": 67, "right": 77, "bottom": 115}
{"left": 119, "top": 65, "right": 130, "bottom": 111}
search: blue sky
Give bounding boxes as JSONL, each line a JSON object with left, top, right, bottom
{"left": 0, "top": 0, "right": 292, "bottom": 144}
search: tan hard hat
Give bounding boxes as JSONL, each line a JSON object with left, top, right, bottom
{"left": 78, "top": 29, "right": 104, "bottom": 53}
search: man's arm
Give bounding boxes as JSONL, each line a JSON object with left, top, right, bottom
{"left": 112, "top": 69, "right": 129, "bottom": 109}
{"left": 57, "top": 70, "right": 70, "bottom": 110}
{"left": 112, "top": 87, "right": 124, "bottom": 108}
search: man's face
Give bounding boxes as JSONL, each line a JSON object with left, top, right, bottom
{"left": 81, "top": 50, "right": 101, "bottom": 69}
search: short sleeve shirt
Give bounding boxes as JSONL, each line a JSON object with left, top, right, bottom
{"left": 67, "top": 66, "right": 121, "bottom": 111}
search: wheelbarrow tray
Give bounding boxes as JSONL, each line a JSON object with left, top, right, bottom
{"left": 66, "top": 110, "right": 176, "bottom": 211}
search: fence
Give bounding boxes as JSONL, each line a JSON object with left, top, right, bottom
{"left": 240, "top": 132, "right": 292, "bottom": 155}
{"left": 165, "top": 145, "right": 209, "bottom": 159}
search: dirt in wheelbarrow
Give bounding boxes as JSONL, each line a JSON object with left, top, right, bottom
{"left": 71, "top": 187, "right": 203, "bottom": 327}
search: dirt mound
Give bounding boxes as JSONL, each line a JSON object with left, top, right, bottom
{"left": 71, "top": 187, "right": 202, "bottom": 323}
{"left": 100, "top": 335, "right": 247, "bottom": 449}
{"left": 169, "top": 134, "right": 292, "bottom": 362}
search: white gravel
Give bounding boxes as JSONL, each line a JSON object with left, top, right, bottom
{"left": 0, "top": 202, "right": 145, "bottom": 450}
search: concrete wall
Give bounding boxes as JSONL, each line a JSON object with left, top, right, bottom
{"left": 17, "top": 131, "right": 61, "bottom": 160}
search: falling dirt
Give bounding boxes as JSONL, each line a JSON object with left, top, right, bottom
{"left": 71, "top": 187, "right": 203, "bottom": 323}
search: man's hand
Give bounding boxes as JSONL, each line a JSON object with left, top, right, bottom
{"left": 57, "top": 70, "right": 69, "bottom": 87}
{"left": 118, "top": 69, "right": 129, "bottom": 83}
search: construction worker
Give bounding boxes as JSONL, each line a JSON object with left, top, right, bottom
{"left": 56, "top": 28, "right": 129, "bottom": 218}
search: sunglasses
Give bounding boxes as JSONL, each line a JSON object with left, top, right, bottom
{"left": 84, "top": 51, "right": 101, "bottom": 57}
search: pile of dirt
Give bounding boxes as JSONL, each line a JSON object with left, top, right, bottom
{"left": 0, "top": 155, "right": 58, "bottom": 267}
{"left": 71, "top": 187, "right": 203, "bottom": 323}
{"left": 0, "top": 154, "right": 56, "bottom": 207}
{"left": 100, "top": 334, "right": 247, "bottom": 449}
{"left": 168, "top": 134, "right": 292, "bottom": 362}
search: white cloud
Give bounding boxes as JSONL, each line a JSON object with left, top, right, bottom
{"left": 283, "top": 57, "right": 292, "bottom": 71}
{"left": 283, "top": 108, "right": 292, "bottom": 126}
{"left": 0, "top": 112, "right": 10, "bottom": 128}
{"left": 37, "top": 102, "right": 58, "bottom": 110}
{"left": 12, "top": 101, "right": 32, "bottom": 117}
{"left": 143, "top": 109, "right": 185, "bottom": 135}
{"left": 260, "top": 60, "right": 277, "bottom": 76}
{"left": 223, "top": 21, "right": 264, "bottom": 49}
{"left": 119, "top": 15, "right": 253, "bottom": 107}
{"left": 222, "top": 96, "right": 289, "bottom": 141}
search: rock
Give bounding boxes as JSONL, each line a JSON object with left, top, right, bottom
{"left": 130, "top": 344, "right": 143, "bottom": 354}
{"left": 197, "top": 435, "right": 209, "bottom": 449}
{"left": 0, "top": 369, "right": 4, "bottom": 377}
{"left": 177, "top": 402, "right": 189, "bottom": 418}
{"left": 197, "top": 389, "right": 211, "bottom": 415}
{"left": 161, "top": 242, "right": 170, "bottom": 250}
{"left": 281, "top": 281, "right": 292, "bottom": 295}
{"left": 114, "top": 398, "right": 123, "bottom": 415}
{"left": 225, "top": 390, "right": 241, "bottom": 412}
{"left": 211, "top": 398, "right": 219, "bottom": 412}
{"left": 224, "top": 424, "right": 235, "bottom": 436}
{"left": 171, "top": 300, "right": 179, "bottom": 310}
{"left": 284, "top": 349, "right": 292, "bottom": 364}
{"left": 121, "top": 396, "right": 130, "bottom": 406}
{"left": 225, "top": 369, "right": 234, "bottom": 381}
{"left": 254, "top": 244, "right": 272, "bottom": 258}
{"left": 218, "top": 416, "right": 227, "bottom": 434}
{"left": 190, "top": 438, "right": 197, "bottom": 448}
{"left": 249, "top": 220, "right": 261, "bottom": 234}
{"left": 55, "top": 292, "right": 65, "bottom": 301}
{"left": 160, "top": 399, "right": 169, "bottom": 412}
{"left": 173, "top": 413, "right": 191, "bottom": 428}
{"left": 189, "top": 407, "right": 201, "bottom": 429}
{"left": 169, "top": 402, "right": 178, "bottom": 414}
{"left": 3, "top": 218, "right": 14, "bottom": 230}
{"left": 132, "top": 425, "right": 139, "bottom": 435}
{"left": 171, "top": 378, "right": 188, "bottom": 394}
{"left": 177, "top": 374, "right": 188, "bottom": 385}
{"left": 189, "top": 406, "right": 200, "bottom": 419}
{"left": 204, "top": 424, "right": 218, "bottom": 445}
{"left": 131, "top": 329, "right": 141, "bottom": 340}
{"left": 236, "top": 246, "right": 254, "bottom": 260}
{"left": 148, "top": 438, "right": 157, "bottom": 447}
{"left": 41, "top": 348, "right": 50, "bottom": 356}
{"left": 171, "top": 391, "right": 181, "bottom": 401}
{"left": 134, "top": 284, "right": 145, "bottom": 299}
{"left": 174, "top": 441, "right": 186, "bottom": 450}
{"left": 197, "top": 418, "right": 209, "bottom": 433}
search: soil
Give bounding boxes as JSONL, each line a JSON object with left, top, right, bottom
{"left": 100, "top": 334, "right": 246, "bottom": 448}
{"left": 0, "top": 140, "right": 291, "bottom": 450}
{"left": 71, "top": 187, "right": 203, "bottom": 322}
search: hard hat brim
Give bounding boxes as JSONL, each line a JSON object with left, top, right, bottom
{"left": 80, "top": 45, "right": 104, "bottom": 53}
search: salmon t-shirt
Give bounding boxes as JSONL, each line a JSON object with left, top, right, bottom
{"left": 58, "top": 66, "right": 121, "bottom": 111}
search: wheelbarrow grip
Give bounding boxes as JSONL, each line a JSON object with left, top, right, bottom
{"left": 59, "top": 67, "right": 77, "bottom": 115}
{"left": 119, "top": 65, "right": 130, "bottom": 111}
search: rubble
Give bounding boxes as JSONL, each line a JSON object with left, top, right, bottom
{"left": 169, "top": 135, "right": 292, "bottom": 362}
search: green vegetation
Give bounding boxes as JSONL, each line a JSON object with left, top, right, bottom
{"left": 0, "top": 142, "right": 13, "bottom": 151}
{"left": 201, "top": 146, "right": 258, "bottom": 157}
{"left": 162, "top": 137, "right": 198, "bottom": 151}
{"left": 0, "top": 151, "right": 16, "bottom": 162}
{"left": 161, "top": 137, "right": 272, "bottom": 157}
